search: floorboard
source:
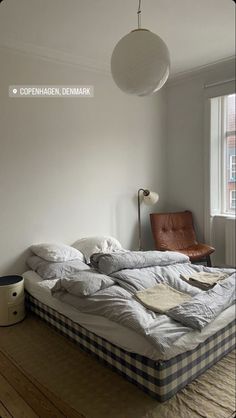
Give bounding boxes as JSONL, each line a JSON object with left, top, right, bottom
{"left": 0, "top": 400, "right": 14, "bottom": 418}
{"left": 0, "top": 373, "right": 38, "bottom": 418}
{"left": 0, "top": 350, "right": 85, "bottom": 418}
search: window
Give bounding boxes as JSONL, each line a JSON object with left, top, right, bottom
{"left": 230, "top": 190, "right": 236, "bottom": 209}
{"left": 210, "top": 93, "right": 236, "bottom": 216}
{"left": 230, "top": 155, "right": 236, "bottom": 180}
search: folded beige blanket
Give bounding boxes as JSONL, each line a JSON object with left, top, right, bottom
{"left": 135, "top": 284, "right": 192, "bottom": 314}
{"left": 180, "top": 272, "right": 228, "bottom": 290}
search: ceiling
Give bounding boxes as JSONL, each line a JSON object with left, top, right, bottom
{"left": 0, "top": 0, "right": 235, "bottom": 77}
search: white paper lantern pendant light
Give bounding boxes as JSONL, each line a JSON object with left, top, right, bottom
{"left": 111, "top": 0, "right": 170, "bottom": 96}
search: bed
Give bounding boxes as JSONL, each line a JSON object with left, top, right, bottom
{"left": 23, "top": 246, "right": 235, "bottom": 402}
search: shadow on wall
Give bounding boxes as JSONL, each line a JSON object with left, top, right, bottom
{"left": 211, "top": 216, "right": 225, "bottom": 267}
{"left": 211, "top": 216, "right": 229, "bottom": 267}
{"left": 0, "top": 248, "right": 31, "bottom": 277}
{"left": 130, "top": 193, "right": 158, "bottom": 251}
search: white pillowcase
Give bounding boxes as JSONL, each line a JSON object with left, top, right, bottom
{"left": 30, "top": 243, "right": 85, "bottom": 262}
{"left": 72, "top": 236, "right": 123, "bottom": 263}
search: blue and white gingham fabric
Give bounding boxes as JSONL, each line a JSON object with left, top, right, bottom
{"left": 25, "top": 292, "right": 235, "bottom": 402}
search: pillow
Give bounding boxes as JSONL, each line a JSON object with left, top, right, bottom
{"left": 30, "top": 243, "right": 84, "bottom": 262}
{"left": 27, "top": 255, "right": 89, "bottom": 280}
{"left": 73, "top": 236, "right": 123, "bottom": 263}
{"left": 51, "top": 270, "right": 115, "bottom": 297}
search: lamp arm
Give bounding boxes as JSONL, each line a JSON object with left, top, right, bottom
{"left": 138, "top": 188, "right": 148, "bottom": 251}
{"left": 137, "top": 0, "right": 142, "bottom": 29}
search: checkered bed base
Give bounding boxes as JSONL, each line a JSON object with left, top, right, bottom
{"left": 25, "top": 292, "right": 235, "bottom": 402}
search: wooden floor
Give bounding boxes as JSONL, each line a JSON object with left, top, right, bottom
{"left": 0, "top": 350, "right": 85, "bottom": 418}
{"left": 0, "top": 316, "right": 235, "bottom": 418}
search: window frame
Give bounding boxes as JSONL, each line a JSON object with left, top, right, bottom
{"left": 210, "top": 94, "right": 236, "bottom": 217}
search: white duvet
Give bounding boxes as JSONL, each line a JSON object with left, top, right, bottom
{"left": 24, "top": 270, "right": 235, "bottom": 360}
{"left": 41, "top": 251, "right": 235, "bottom": 359}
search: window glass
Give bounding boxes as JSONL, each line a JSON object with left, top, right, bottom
{"left": 230, "top": 190, "right": 236, "bottom": 209}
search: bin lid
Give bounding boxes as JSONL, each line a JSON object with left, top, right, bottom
{"left": 0, "top": 275, "right": 23, "bottom": 286}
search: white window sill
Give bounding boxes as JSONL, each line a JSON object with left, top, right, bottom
{"left": 211, "top": 213, "right": 236, "bottom": 219}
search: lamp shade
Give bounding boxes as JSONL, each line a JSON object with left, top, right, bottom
{"left": 111, "top": 29, "right": 170, "bottom": 96}
{"left": 143, "top": 191, "right": 159, "bottom": 205}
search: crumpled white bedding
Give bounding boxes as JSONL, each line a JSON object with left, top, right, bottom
{"left": 23, "top": 271, "right": 161, "bottom": 360}
{"left": 23, "top": 270, "right": 235, "bottom": 361}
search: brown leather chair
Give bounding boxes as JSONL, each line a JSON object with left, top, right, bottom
{"left": 150, "top": 211, "right": 215, "bottom": 267}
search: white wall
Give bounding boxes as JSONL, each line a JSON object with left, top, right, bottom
{"left": 0, "top": 47, "right": 167, "bottom": 275}
{"left": 166, "top": 59, "right": 235, "bottom": 265}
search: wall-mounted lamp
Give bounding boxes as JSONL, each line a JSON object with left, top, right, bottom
{"left": 138, "top": 188, "right": 159, "bottom": 250}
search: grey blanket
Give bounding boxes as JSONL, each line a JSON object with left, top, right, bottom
{"left": 27, "top": 255, "right": 89, "bottom": 279}
{"left": 167, "top": 273, "right": 235, "bottom": 329}
{"left": 51, "top": 270, "right": 114, "bottom": 297}
{"left": 92, "top": 251, "right": 235, "bottom": 330}
{"left": 90, "top": 250, "right": 189, "bottom": 274}
{"left": 52, "top": 251, "right": 235, "bottom": 355}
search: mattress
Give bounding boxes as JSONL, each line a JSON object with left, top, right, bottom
{"left": 25, "top": 291, "right": 235, "bottom": 402}
{"left": 23, "top": 270, "right": 235, "bottom": 361}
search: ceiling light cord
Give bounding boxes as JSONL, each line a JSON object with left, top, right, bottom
{"left": 137, "top": 0, "right": 142, "bottom": 29}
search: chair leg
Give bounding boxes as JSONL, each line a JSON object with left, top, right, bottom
{"left": 206, "top": 255, "right": 212, "bottom": 267}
